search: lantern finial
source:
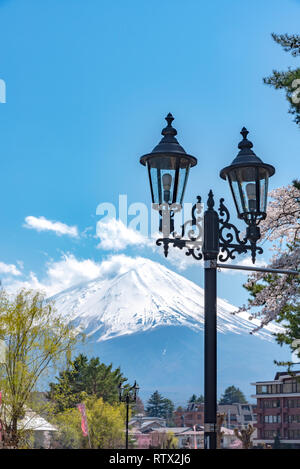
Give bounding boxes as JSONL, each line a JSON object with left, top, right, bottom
{"left": 166, "top": 112, "right": 174, "bottom": 126}
{"left": 238, "top": 127, "right": 253, "bottom": 151}
{"left": 161, "top": 113, "right": 177, "bottom": 138}
{"left": 240, "top": 127, "right": 249, "bottom": 139}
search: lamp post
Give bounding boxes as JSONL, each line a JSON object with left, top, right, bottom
{"left": 139, "top": 114, "right": 278, "bottom": 450}
{"left": 118, "top": 381, "right": 139, "bottom": 449}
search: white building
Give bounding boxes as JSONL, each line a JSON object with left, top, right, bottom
{"left": 0, "top": 407, "right": 58, "bottom": 449}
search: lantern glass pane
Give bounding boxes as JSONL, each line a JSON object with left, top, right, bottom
{"left": 228, "top": 167, "right": 256, "bottom": 218}
{"left": 228, "top": 166, "right": 269, "bottom": 221}
{"left": 147, "top": 156, "right": 191, "bottom": 205}
{"left": 258, "top": 168, "right": 269, "bottom": 213}
{"left": 149, "top": 166, "right": 177, "bottom": 204}
{"left": 177, "top": 158, "right": 190, "bottom": 204}
{"left": 228, "top": 175, "right": 243, "bottom": 216}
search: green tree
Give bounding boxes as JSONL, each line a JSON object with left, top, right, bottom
{"left": 188, "top": 394, "right": 197, "bottom": 403}
{"left": 219, "top": 386, "right": 247, "bottom": 405}
{"left": 163, "top": 398, "right": 175, "bottom": 426}
{"left": 0, "top": 289, "right": 79, "bottom": 448}
{"left": 196, "top": 394, "right": 204, "bottom": 404}
{"left": 48, "top": 354, "right": 127, "bottom": 412}
{"left": 146, "top": 391, "right": 174, "bottom": 424}
{"left": 188, "top": 394, "right": 204, "bottom": 405}
{"left": 263, "top": 33, "right": 300, "bottom": 127}
{"left": 146, "top": 391, "right": 165, "bottom": 418}
{"left": 53, "top": 396, "right": 125, "bottom": 449}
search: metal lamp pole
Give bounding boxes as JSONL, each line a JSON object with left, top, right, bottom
{"left": 139, "top": 114, "right": 298, "bottom": 450}
{"left": 202, "top": 192, "right": 219, "bottom": 449}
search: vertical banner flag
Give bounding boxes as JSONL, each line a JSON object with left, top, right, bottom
{"left": 77, "top": 403, "right": 88, "bottom": 437}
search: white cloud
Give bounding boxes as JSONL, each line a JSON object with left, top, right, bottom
{"left": 95, "top": 219, "right": 200, "bottom": 272}
{"left": 3, "top": 253, "right": 149, "bottom": 297}
{"left": 4, "top": 254, "right": 102, "bottom": 297}
{"left": 24, "top": 216, "right": 79, "bottom": 238}
{"left": 0, "top": 261, "right": 22, "bottom": 276}
{"left": 46, "top": 255, "right": 103, "bottom": 290}
{"left": 98, "top": 254, "right": 145, "bottom": 278}
{"left": 96, "top": 218, "right": 149, "bottom": 251}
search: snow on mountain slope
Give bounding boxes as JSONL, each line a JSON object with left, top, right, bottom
{"left": 49, "top": 257, "right": 280, "bottom": 342}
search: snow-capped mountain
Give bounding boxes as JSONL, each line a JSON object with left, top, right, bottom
{"left": 49, "top": 257, "right": 288, "bottom": 403}
{"left": 50, "top": 257, "right": 279, "bottom": 342}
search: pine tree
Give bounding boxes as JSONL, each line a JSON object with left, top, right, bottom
{"left": 48, "top": 354, "right": 127, "bottom": 412}
{"left": 146, "top": 391, "right": 174, "bottom": 424}
{"left": 219, "top": 386, "right": 247, "bottom": 405}
{"left": 196, "top": 394, "right": 204, "bottom": 404}
{"left": 188, "top": 394, "right": 204, "bottom": 405}
{"left": 263, "top": 33, "right": 300, "bottom": 127}
{"left": 188, "top": 394, "right": 197, "bottom": 403}
{"left": 163, "top": 398, "right": 175, "bottom": 426}
{"left": 146, "top": 391, "right": 166, "bottom": 418}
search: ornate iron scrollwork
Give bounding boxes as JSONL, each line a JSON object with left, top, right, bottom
{"left": 155, "top": 193, "right": 263, "bottom": 264}
{"left": 155, "top": 196, "right": 203, "bottom": 260}
{"left": 218, "top": 198, "right": 263, "bottom": 264}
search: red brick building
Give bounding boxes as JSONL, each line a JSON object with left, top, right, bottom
{"left": 252, "top": 371, "right": 300, "bottom": 448}
{"left": 174, "top": 402, "right": 256, "bottom": 430}
{"left": 174, "top": 403, "right": 204, "bottom": 428}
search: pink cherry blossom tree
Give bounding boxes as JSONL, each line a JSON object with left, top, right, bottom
{"left": 238, "top": 181, "right": 300, "bottom": 354}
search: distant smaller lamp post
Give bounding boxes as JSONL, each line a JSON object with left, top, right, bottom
{"left": 118, "top": 381, "right": 139, "bottom": 449}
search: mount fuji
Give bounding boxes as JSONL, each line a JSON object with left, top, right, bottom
{"left": 50, "top": 257, "right": 289, "bottom": 405}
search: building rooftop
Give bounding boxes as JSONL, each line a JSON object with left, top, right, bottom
{"left": 252, "top": 370, "right": 300, "bottom": 385}
{"left": 19, "top": 410, "right": 58, "bottom": 432}
{"left": 149, "top": 426, "right": 234, "bottom": 436}
{"left": 274, "top": 371, "right": 300, "bottom": 380}
{"left": 218, "top": 404, "right": 240, "bottom": 411}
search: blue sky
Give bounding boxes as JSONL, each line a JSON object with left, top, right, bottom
{"left": 0, "top": 1, "right": 298, "bottom": 363}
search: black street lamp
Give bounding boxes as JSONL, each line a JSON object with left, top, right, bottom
{"left": 139, "top": 114, "right": 276, "bottom": 450}
{"left": 140, "top": 113, "right": 197, "bottom": 206}
{"left": 220, "top": 127, "right": 275, "bottom": 263}
{"left": 118, "top": 381, "right": 139, "bottom": 449}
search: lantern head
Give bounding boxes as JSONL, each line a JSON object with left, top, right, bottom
{"left": 140, "top": 113, "right": 197, "bottom": 206}
{"left": 220, "top": 127, "right": 275, "bottom": 225}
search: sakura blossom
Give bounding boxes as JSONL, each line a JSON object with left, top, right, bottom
{"left": 236, "top": 183, "right": 300, "bottom": 332}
